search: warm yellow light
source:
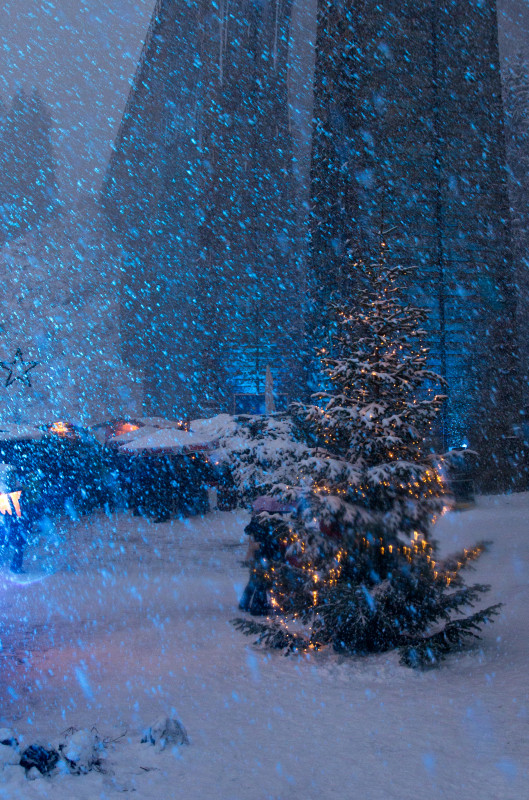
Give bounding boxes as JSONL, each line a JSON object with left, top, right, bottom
{"left": 0, "top": 490, "right": 22, "bottom": 517}
{"left": 49, "top": 421, "right": 70, "bottom": 437}
{"left": 0, "top": 493, "right": 12, "bottom": 515}
{"left": 10, "top": 491, "right": 21, "bottom": 517}
{"left": 115, "top": 422, "right": 140, "bottom": 435}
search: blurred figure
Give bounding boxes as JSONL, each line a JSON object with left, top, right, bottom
{"left": 0, "top": 465, "right": 49, "bottom": 573}
{"left": 238, "top": 496, "right": 294, "bottom": 615}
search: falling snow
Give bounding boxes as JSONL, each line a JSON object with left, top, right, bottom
{"left": 0, "top": 1, "right": 528, "bottom": 798}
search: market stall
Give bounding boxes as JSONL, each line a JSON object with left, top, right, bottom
{"left": 112, "top": 426, "right": 220, "bottom": 521}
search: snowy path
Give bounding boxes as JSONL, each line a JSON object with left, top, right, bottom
{"left": 0, "top": 495, "right": 528, "bottom": 799}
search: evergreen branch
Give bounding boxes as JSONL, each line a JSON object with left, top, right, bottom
{"left": 439, "top": 541, "right": 490, "bottom": 577}
{"left": 436, "top": 583, "right": 492, "bottom": 614}
{"left": 231, "top": 617, "right": 312, "bottom": 653}
{"left": 398, "top": 604, "right": 502, "bottom": 668}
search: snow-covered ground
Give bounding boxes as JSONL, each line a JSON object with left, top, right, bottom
{"left": 0, "top": 493, "right": 528, "bottom": 799}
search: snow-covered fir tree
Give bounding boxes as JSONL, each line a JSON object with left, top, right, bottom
{"left": 234, "top": 255, "right": 500, "bottom": 667}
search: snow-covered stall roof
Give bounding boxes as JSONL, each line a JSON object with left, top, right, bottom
{"left": 112, "top": 414, "right": 236, "bottom": 455}
{"left": 0, "top": 423, "right": 43, "bottom": 442}
{"left": 91, "top": 416, "right": 187, "bottom": 445}
{"left": 117, "top": 427, "right": 218, "bottom": 456}
{"left": 188, "top": 414, "right": 238, "bottom": 440}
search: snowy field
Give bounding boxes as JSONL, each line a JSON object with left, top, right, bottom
{"left": 0, "top": 493, "right": 528, "bottom": 799}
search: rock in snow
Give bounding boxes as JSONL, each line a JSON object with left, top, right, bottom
{"left": 0, "top": 728, "right": 19, "bottom": 750}
{"left": 142, "top": 716, "right": 189, "bottom": 751}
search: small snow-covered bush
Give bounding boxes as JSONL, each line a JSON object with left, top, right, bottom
{"left": 20, "top": 744, "right": 59, "bottom": 775}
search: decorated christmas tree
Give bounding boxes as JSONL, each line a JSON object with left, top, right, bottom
{"left": 234, "top": 251, "right": 500, "bottom": 667}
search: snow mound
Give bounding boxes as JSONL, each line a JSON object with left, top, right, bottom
{"left": 58, "top": 728, "right": 104, "bottom": 774}
{"left": 0, "top": 743, "right": 20, "bottom": 771}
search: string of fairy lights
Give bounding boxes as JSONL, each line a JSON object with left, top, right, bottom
{"left": 263, "top": 515, "right": 483, "bottom": 648}
{"left": 259, "top": 458, "right": 453, "bottom": 646}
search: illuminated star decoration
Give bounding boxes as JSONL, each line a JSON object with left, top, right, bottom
{"left": 0, "top": 349, "right": 39, "bottom": 387}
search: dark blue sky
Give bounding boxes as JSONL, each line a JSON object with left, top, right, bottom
{"left": 0, "top": 1, "right": 526, "bottom": 207}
